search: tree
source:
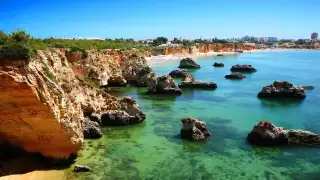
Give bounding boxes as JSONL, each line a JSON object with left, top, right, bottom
{"left": 152, "top": 37, "right": 168, "bottom": 46}
{"left": 10, "top": 30, "right": 31, "bottom": 43}
{"left": 0, "top": 30, "right": 8, "bottom": 45}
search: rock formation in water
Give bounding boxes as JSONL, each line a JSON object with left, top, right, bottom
{"left": 231, "top": 64, "right": 257, "bottom": 73}
{"left": 136, "top": 67, "right": 157, "bottom": 87}
{"left": 169, "top": 69, "right": 190, "bottom": 78}
{"left": 74, "top": 165, "right": 91, "bottom": 172}
{"left": 302, "top": 86, "right": 315, "bottom": 90}
{"left": 178, "top": 74, "right": 217, "bottom": 89}
{"left": 258, "top": 81, "right": 306, "bottom": 99}
{"left": 147, "top": 75, "right": 182, "bottom": 94}
{"left": 83, "top": 117, "right": 102, "bottom": 139}
{"left": 213, "top": 62, "right": 224, "bottom": 67}
{"left": 0, "top": 49, "right": 149, "bottom": 159}
{"left": 247, "top": 121, "right": 320, "bottom": 146}
{"left": 180, "top": 117, "right": 211, "bottom": 141}
{"left": 178, "top": 58, "right": 201, "bottom": 69}
{"left": 225, "top": 73, "right": 246, "bottom": 80}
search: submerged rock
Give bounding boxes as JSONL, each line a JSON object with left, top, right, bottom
{"left": 213, "top": 62, "right": 224, "bottom": 67}
{"left": 180, "top": 117, "right": 211, "bottom": 141}
{"left": 101, "top": 111, "right": 143, "bottom": 126}
{"left": 225, "top": 72, "right": 246, "bottom": 80}
{"left": 178, "top": 58, "right": 201, "bottom": 69}
{"left": 247, "top": 121, "right": 320, "bottom": 146}
{"left": 178, "top": 74, "right": 217, "bottom": 89}
{"left": 83, "top": 118, "right": 102, "bottom": 139}
{"left": 217, "top": 54, "right": 223, "bottom": 56}
{"left": 169, "top": 69, "right": 190, "bottom": 78}
{"left": 74, "top": 165, "right": 91, "bottom": 172}
{"left": 147, "top": 75, "right": 183, "bottom": 94}
{"left": 231, "top": 64, "right": 257, "bottom": 72}
{"left": 258, "top": 81, "right": 306, "bottom": 99}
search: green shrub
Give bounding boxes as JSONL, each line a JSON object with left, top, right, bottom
{"left": 138, "top": 66, "right": 152, "bottom": 76}
{"left": 70, "top": 46, "right": 88, "bottom": 58}
{"left": 0, "top": 43, "right": 31, "bottom": 61}
{"left": 158, "top": 75, "right": 168, "bottom": 81}
{"left": 131, "top": 54, "right": 138, "bottom": 58}
{"left": 84, "top": 76, "right": 100, "bottom": 89}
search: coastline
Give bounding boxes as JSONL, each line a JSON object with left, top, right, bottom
{"left": 146, "top": 48, "right": 318, "bottom": 65}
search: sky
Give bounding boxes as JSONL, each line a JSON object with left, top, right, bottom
{"left": 1, "top": 0, "right": 319, "bottom": 39}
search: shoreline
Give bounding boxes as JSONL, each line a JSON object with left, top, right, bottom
{"left": 146, "top": 48, "right": 318, "bottom": 65}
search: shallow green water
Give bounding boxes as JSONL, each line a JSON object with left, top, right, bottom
{"left": 69, "top": 51, "right": 320, "bottom": 180}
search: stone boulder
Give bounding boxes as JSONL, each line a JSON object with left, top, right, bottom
{"left": 231, "top": 64, "right": 257, "bottom": 72}
{"left": 74, "top": 165, "right": 91, "bottom": 172}
{"left": 178, "top": 74, "right": 217, "bottom": 89}
{"left": 101, "top": 111, "right": 143, "bottom": 126}
{"left": 107, "top": 76, "right": 127, "bottom": 87}
{"left": 83, "top": 118, "right": 102, "bottom": 139}
{"left": 225, "top": 72, "right": 246, "bottom": 80}
{"left": 136, "top": 67, "right": 157, "bottom": 87}
{"left": 247, "top": 121, "right": 320, "bottom": 146}
{"left": 147, "top": 75, "right": 183, "bottom": 94}
{"left": 213, "top": 62, "right": 224, "bottom": 67}
{"left": 258, "top": 81, "right": 306, "bottom": 99}
{"left": 169, "top": 69, "right": 190, "bottom": 78}
{"left": 178, "top": 58, "right": 201, "bottom": 69}
{"left": 180, "top": 117, "right": 211, "bottom": 141}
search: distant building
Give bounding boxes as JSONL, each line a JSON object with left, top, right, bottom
{"left": 267, "top": 37, "right": 278, "bottom": 42}
{"left": 311, "top": 32, "right": 318, "bottom": 40}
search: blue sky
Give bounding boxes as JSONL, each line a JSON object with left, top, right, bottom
{"left": 1, "top": 0, "right": 319, "bottom": 39}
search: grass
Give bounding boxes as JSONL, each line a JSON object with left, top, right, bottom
{"left": 42, "top": 64, "right": 56, "bottom": 82}
{"left": 84, "top": 76, "right": 100, "bottom": 89}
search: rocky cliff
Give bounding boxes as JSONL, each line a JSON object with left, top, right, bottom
{"left": 0, "top": 49, "right": 150, "bottom": 159}
{"left": 152, "top": 44, "right": 256, "bottom": 55}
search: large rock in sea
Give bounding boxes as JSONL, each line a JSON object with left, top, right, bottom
{"left": 213, "top": 62, "right": 224, "bottom": 67}
{"left": 83, "top": 118, "right": 102, "bottom": 139}
{"left": 148, "top": 75, "right": 183, "bottom": 94}
{"left": 169, "top": 69, "right": 190, "bottom": 78}
{"left": 107, "top": 75, "right": 127, "bottom": 87}
{"left": 136, "top": 67, "right": 157, "bottom": 87}
{"left": 178, "top": 74, "right": 217, "bottom": 89}
{"left": 101, "top": 111, "right": 143, "bottom": 126}
{"left": 180, "top": 117, "right": 211, "bottom": 141}
{"left": 178, "top": 58, "right": 201, "bottom": 69}
{"left": 231, "top": 64, "right": 257, "bottom": 72}
{"left": 225, "top": 72, "right": 246, "bottom": 80}
{"left": 247, "top": 121, "right": 320, "bottom": 146}
{"left": 258, "top": 81, "right": 306, "bottom": 99}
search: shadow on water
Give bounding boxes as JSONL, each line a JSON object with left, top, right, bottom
{"left": 259, "top": 98, "right": 304, "bottom": 108}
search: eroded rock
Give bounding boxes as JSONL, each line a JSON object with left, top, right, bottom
{"left": 225, "top": 72, "right": 246, "bottom": 80}
{"left": 169, "top": 69, "right": 190, "bottom": 78}
{"left": 178, "top": 74, "right": 217, "bottom": 89}
{"left": 147, "top": 75, "right": 183, "bottom": 94}
{"left": 178, "top": 58, "right": 200, "bottom": 69}
{"left": 213, "top": 62, "right": 224, "bottom": 67}
{"left": 180, "top": 117, "right": 211, "bottom": 141}
{"left": 258, "top": 81, "right": 306, "bottom": 99}
{"left": 83, "top": 118, "right": 102, "bottom": 139}
{"left": 247, "top": 121, "right": 320, "bottom": 146}
{"left": 74, "top": 165, "right": 91, "bottom": 172}
{"left": 136, "top": 67, "right": 157, "bottom": 87}
{"left": 231, "top": 64, "right": 257, "bottom": 72}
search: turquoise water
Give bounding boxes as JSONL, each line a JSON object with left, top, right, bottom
{"left": 69, "top": 51, "right": 320, "bottom": 180}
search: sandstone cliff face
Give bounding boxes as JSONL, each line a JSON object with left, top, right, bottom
{"left": 0, "top": 49, "right": 149, "bottom": 159}
{"left": 152, "top": 44, "right": 256, "bottom": 55}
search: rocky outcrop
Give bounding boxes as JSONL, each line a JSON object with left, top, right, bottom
{"left": 148, "top": 75, "right": 183, "bottom": 94}
{"left": 302, "top": 86, "right": 315, "bottom": 90}
{"left": 169, "top": 69, "right": 190, "bottom": 78}
{"left": 178, "top": 58, "right": 200, "bottom": 69}
{"left": 247, "top": 121, "right": 320, "bottom": 146}
{"left": 74, "top": 165, "right": 91, "bottom": 172}
{"left": 225, "top": 73, "right": 246, "bottom": 80}
{"left": 178, "top": 74, "right": 217, "bottom": 89}
{"left": 106, "top": 76, "right": 127, "bottom": 87}
{"left": 0, "top": 49, "right": 147, "bottom": 159}
{"left": 136, "top": 67, "right": 157, "bottom": 87}
{"left": 258, "top": 81, "right": 306, "bottom": 99}
{"left": 83, "top": 118, "right": 102, "bottom": 139}
{"left": 180, "top": 117, "right": 211, "bottom": 141}
{"left": 231, "top": 64, "right": 257, "bottom": 73}
{"left": 213, "top": 62, "right": 224, "bottom": 67}
{"left": 101, "top": 111, "right": 141, "bottom": 126}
